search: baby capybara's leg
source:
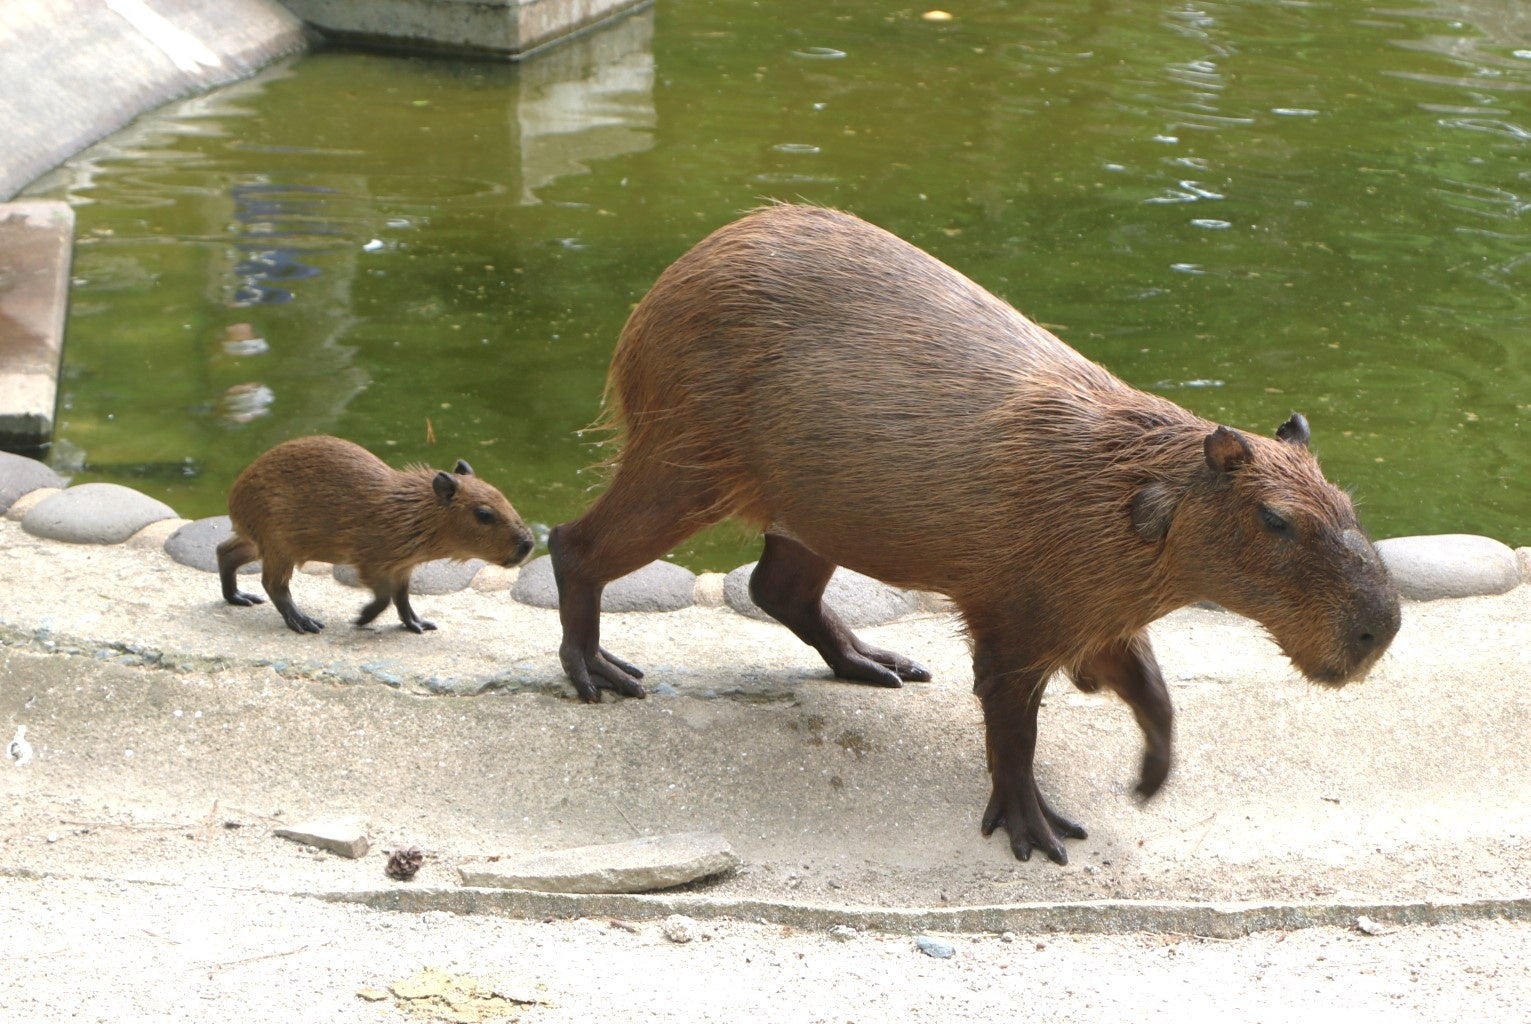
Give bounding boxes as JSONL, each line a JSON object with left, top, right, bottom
{"left": 1071, "top": 632, "right": 1173, "bottom": 798}
{"left": 216, "top": 534, "right": 264, "bottom": 607}
{"left": 551, "top": 460, "right": 722, "bottom": 702}
{"left": 749, "top": 533, "right": 929, "bottom": 687}
{"left": 261, "top": 559, "right": 322, "bottom": 634}
{"left": 391, "top": 578, "right": 435, "bottom": 634}
{"left": 974, "top": 635, "right": 1086, "bottom": 864}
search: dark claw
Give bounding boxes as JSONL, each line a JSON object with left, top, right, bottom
{"left": 227, "top": 590, "right": 265, "bottom": 607}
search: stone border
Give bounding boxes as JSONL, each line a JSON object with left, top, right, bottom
{"left": 319, "top": 885, "right": 1531, "bottom": 940}
{"left": 0, "top": 456, "right": 1527, "bottom": 622}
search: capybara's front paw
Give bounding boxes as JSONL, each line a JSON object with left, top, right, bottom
{"left": 981, "top": 778, "right": 1087, "bottom": 864}
{"left": 281, "top": 610, "right": 324, "bottom": 634}
{"left": 560, "top": 643, "right": 646, "bottom": 702}
{"left": 226, "top": 589, "right": 265, "bottom": 608}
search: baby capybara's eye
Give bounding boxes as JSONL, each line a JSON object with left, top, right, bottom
{"left": 474, "top": 505, "right": 496, "bottom": 525}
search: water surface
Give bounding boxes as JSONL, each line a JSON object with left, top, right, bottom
{"left": 29, "top": 0, "right": 1531, "bottom": 567}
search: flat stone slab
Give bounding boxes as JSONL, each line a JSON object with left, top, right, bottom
{"left": 1376, "top": 534, "right": 1520, "bottom": 601}
{"left": 166, "top": 515, "right": 258, "bottom": 575}
{"left": 274, "top": 819, "right": 370, "bottom": 859}
{"left": 0, "top": 201, "right": 73, "bottom": 449}
{"left": 335, "top": 558, "right": 485, "bottom": 595}
{"left": 0, "top": 450, "right": 64, "bottom": 512}
{"left": 512, "top": 555, "right": 695, "bottom": 612}
{"left": 458, "top": 832, "right": 738, "bottom": 894}
{"left": 20, "top": 482, "right": 175, "bottom": 544}
{"left": 724, "top": 563, "right": 921, "bottom": 627}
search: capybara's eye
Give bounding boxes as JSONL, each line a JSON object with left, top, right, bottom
{"left": 474, "top": 505, "right": 496, "bottom": 525}
{"left": 1259, "top": 506, "right": 1290, "bottom": 533}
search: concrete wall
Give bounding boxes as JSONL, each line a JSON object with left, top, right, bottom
{"left": 0, "top": 0, "right": 308, "bottom": 201}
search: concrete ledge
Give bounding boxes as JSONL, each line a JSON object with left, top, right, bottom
{"left": 281, "top": 0, "right": 653, "bottom": 60}
{"left": 319, "top": 886, "right": 1531, "bottom": 940}
{"left": 0, "top": 0, "right": 307, "bottom": 201}
{"left": 0, "top": 202, "right": 73, "bottom": 451}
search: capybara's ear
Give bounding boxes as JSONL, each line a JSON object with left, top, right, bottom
{"left": 1275, "top": 412, "right": 1310, "bottom": 448}
{"left": 1203, "top": 426, "right": 1252, "bottom": 476}
{"left": 1130, "top": 482, "right": 1179, "bottom": 543}
{"left": 433, "top": 470, "right": 460, "bottom": 503}
{"left": 453, "top": 459, "right": 475, "bottom": 476}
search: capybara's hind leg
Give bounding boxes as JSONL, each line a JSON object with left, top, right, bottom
{"left": 749, "top": 533, "right": 930, "bottom": 687}
{"left": 262, "top": 560, "right": 323, "bottom": 634}
{"left": 1070, "top": 632, "right": 1173, "bottom": 798}
{"left": 974, "top": 634, "right": 1086, "bottom": 864}
{"left": 551, "top": 463, "right": 720, "bottom": 702}
{"left": 392, "top": 583, "right": 436, "bottom": 634}
{"left": 216, "top": 534, "right": 264, "bottom": 607}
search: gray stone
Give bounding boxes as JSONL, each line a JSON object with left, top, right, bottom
{"left": 274, "top": 819, "right": 370, "bottom": 859}
{"left": 334, "top": 558, "right": 485, "bottom": 595}
{"left": 724, "top": 563, "right": 920, "bottom": 627}
{"left": 281, "top": 0, "right": 651, "bottom": 60}
{"left": 1375, "top": 534, "right": 1520, "bottom": 601}
{"left": 511, "top": 555, "right": 695, "bottom": 612}
{"left": 0, "top": 202, "right": 73, "bottom": 449}
{"left": 0, "top": 451, "right": 64, "bottom": 512}
{"left": 166, "top": 516, "right": 257, "bottom": 575}
{"left": 915, "top": 935, "right": 956, "bottom": 959}
{"left": 458, "top": 832, "right": 738, "bottom": 895}
{"left": 21, "top": 483, "right": 176, "bottom": 545}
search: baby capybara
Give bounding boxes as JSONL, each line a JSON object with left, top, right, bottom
{"left": 550, "top": 204, "right": 1400, "bottom": 865}
{"left": 218, "top": 435, "right": 534, "bottom": 634}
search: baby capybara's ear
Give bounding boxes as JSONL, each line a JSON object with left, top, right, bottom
{"left": 453, "top": 459, "right": 475, "bottom": 476}
{"left": 1203, "top": 426, "right": 1253, "bottom": 476}
{"left": 433, "top": 470, "right": 460, "bottom": 503}
{"left": 1275, "top": 412, "right": 1310, "bottom": 448}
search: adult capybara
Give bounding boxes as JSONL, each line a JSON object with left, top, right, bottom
{"left": 218, "top": 435, "right": 534, "bottom": 634}
{"left": 550, "top": 204, "right": 1400, "bottom": 864}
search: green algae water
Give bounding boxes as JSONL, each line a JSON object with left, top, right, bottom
{"left": 27, "top": 1, "right": 1531, "bottom": 568}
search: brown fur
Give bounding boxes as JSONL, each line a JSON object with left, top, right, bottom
{"left": 551, "top": 204, "right": 1400, "bottom": 864}
{"left": 218, "top": 435, "right": 534, "bottom": 634}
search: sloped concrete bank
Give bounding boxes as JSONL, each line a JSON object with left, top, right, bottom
{"left": 0, "top": 0, "right": 307, "bottom": 202}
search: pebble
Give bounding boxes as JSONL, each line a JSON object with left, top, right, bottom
{"left": 661, "top": 914, "right": 699, "bottom": 944}
{"left": 1375, "top": 534, "right": 1520, "bottom": 601}
{"left": 273, "top": 819, "right": 371, "bottom": 859}
{"left": 21, "top": 483, "right": 175, "bottom": 544}
{"left": 915, "top": 935, "right": 955, "bottom": 959}
{"left": 723, "top": 563, "right": 920, "bottom": 627}
{"left": 458, "top": 832, "right": 739, "bottom": 895}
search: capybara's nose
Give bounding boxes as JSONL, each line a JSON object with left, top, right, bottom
{"left": 511, "top": 534, "right": 535, "bottom": 565}
{"left": 1352, "top": 592, "right": 1401, "bottom": 659}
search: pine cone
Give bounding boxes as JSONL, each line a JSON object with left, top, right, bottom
{"left": 385, "top": 846, "right": 424, "bottom": 881}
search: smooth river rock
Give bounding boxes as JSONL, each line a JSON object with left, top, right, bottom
{"left": 0, "top": 451, "right": 64, "bottom": 512}
{"left": 723, "top": 563, "right": 920, "bottom": 627}
{"left": 166, "top": 516, "right": 258, "bottom": 574}
{"left": 511, "top": 555, "right": 696, "bottom": 612}
{"left": 1375, "top": 534, "right": 1520, "bottom": 601}
{"left": 334, "top": 558, "right": 485, "bottom": 595}
{"left": 458, "top": 832, "right": 738, "bottom": 895}
{"left": 20, "top": 483, "right": 176, "bottom": 544}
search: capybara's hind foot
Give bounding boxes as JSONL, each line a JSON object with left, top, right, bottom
{"left": 981, "top": 778, "right": 1088, "bottom": 864}
{"left": 280, "top": 609, "right": 324, "bottom": 634}
{"left": 225, "top": 590, "right": 265, "bottom": 608}
{"left": 559, "top": 643, "right": 646, "bottom": 702}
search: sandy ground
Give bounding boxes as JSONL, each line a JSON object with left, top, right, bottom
{"left": 2, "top": 516, "right": 1529, "bottom": 1020}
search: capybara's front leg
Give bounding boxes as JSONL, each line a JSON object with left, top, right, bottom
{"left": 1070, "top": 631, "right": 1173, "bottom": 798}
{"left": 216, "top": 534, "right": 265, "bottom": 607}
{"left": 392, "top": 583, "right": 436, "bottom": 634}
{"left": 749, "top": 533, "right": 931, "bottom": 686}
{"left": 974, "top": 641, "right": 1085, "bottom": 864}
{"left": 550, "top": 524, "right": 646, "bottom": 702}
